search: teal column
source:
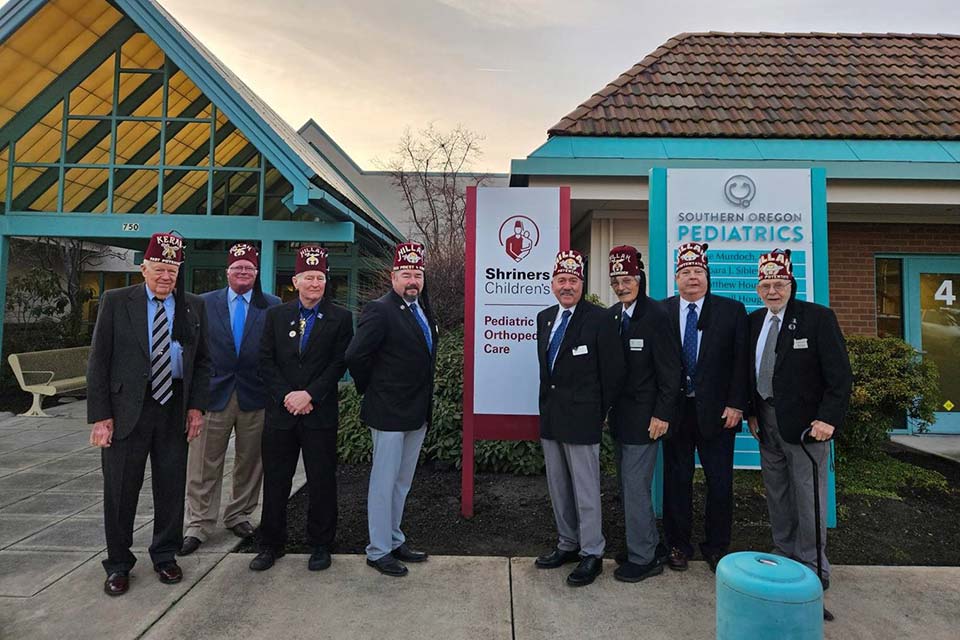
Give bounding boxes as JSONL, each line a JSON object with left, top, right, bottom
{"left": 348, "top": 243, "right": 359, "bottom": 314}
{"left": 648, "top": 167, "right": 668, "bottom": 517}
{"left": 0, "top": 235, "right": 9, "bottom": 368}
{"left": 260, "top": 241, "right": 276, "bottom": 295}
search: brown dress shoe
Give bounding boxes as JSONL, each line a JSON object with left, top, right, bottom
{"left": 104, "top": 571, "right": 129, "bottom": 596}
{"left": 666, "top": 547, "right": 689, "bottom": 571}
{"left": 155, "top": 562, "right": 183, "bottom": 584}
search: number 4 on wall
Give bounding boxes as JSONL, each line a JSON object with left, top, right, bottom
{"left": 935, "top": 279, "right": 957, "bottom": 306}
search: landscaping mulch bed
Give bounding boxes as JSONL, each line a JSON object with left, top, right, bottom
{"left": 240, "top": 443, "right": 960, "bottom": 566}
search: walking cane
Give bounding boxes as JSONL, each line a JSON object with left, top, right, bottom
{"left": 799, "top": 426, "right": 835, "bottom": 622}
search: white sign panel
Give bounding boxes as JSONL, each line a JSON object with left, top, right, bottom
{"left": 666, "top": 169, "right": 813, "bottom": 311}
{"left": 473, "top": 188, "right": 562, "bottom": 415}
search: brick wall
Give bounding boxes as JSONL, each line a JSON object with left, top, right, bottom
{"left": 827, "top": 222, "right": 960, "bottom": 335}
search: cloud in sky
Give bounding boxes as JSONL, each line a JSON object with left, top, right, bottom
{"left": 159, "top": 0, "right": 959, "bottom": 172}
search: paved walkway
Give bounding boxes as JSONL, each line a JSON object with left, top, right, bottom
{"left": 891, "top": 433, "right": 960, "bottom": 464}
{"left": 1, "top": 404, "right": 959, "bottom": 639}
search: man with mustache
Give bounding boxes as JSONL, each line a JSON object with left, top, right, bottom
{"left": 606, "top": 246, "right": 680, "bottom": 582}
{"left": 250, "top": 245, "right": 354, "bottom": 572}
{"left": 346, "top": 242, "right": 438, "bottom": 578}
{"left": 747, "top": 249, "right": 851, "bottom": 598}
{"left": 534, "top": 250, "right": 625, "bottom": 587}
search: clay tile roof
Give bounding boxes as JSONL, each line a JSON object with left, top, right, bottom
{"left": 548, "top": 32, "right": 960, "bottom": 140}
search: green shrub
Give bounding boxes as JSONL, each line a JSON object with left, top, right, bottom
{"left": 840, "top": 336, "right": 940, "bottom": 462}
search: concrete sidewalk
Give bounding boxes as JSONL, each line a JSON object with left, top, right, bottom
{"left": 2, "top": 404, "right": 960, "bottom": 639}
{"left": 891, "top": 434, "right": 960, "bottom": 464}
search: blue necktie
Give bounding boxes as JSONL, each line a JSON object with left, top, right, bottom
{"left": 620, "top": 309, "right": 631, "bottom": 335}
{"left": 232, "top": 295, "right": 246, "bottom": 355}
{"left": 683, "top": 302, "right": 699, "bottom": 394}
{"left": 547, "top": 309, "right": 572, "bottom": 372}
{"left": 410, "top": 303, "right": 433, "bottom": 352}
{"left": 299, "top": 307, "right": 317, "bottom": 353}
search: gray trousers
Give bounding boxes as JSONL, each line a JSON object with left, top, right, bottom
{"left": 541, "top": 438, "right": 605, "bottom": 557}
{"left": 366, "top": 425, "right": 427, "bottom": 560}
{"left": 616, "top": 441, "right": 660, "bottom": 565}
{"left": 758, "top": 402, "right": 831, "bottom": 579}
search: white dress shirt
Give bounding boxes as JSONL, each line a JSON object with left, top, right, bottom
{"left": 549, "top": 304, "right": 577, "bottom": 342}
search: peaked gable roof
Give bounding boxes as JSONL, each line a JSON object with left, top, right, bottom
{"left": 549, "top": 31, "right": 960, "bottom": 141}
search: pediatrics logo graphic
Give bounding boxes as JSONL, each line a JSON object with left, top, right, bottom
{"left": 499, "top": 215, "right": 540, "bottom": 263}
{"left": 723, "top": 174, "right": 757, "bottom": 208}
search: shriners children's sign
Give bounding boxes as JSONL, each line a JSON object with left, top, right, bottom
{"left": 463, "top": 186, "right": 570, "bottom": 516}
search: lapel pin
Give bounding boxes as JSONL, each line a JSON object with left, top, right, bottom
{"left": 289, "top": 330, "right": 297, "bottom": 338}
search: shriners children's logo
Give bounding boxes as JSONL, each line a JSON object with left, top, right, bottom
{"left": 498, "top": 215, "right": 540, "bottom": 263}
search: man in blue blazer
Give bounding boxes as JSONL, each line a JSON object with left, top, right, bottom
{"left": 180, "top": 243, "right": 280, "bottom": 555}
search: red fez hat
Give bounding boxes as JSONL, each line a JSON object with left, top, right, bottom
{"left": 676, "top": 242, "right": 709, "bottom": 273}
{"left": 609, "top": 245, "right": 643, "bottom": 278}
{"left": 295, "top": 245, "right": 328, "bottom": 275}
{"left": 393, "top": 242, "right": 425, "bottom": 272}
{"left": 757, "top": 249, "right": 793, "bottom": 281}
{"left": 227, "top": 242, "right": 259, "bottom": 268}
{"left": 144, "top": 233, "right": 184, "bottom": 266}
{"left": 553, "top": 250, "right": 585, "bottom": 279}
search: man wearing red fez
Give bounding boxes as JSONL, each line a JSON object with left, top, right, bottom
{"left": 662, "top": 241, "right": 749, "bottom": 573}
{"left": 88, "top": 232, "right": 211, "bottom": 596}
{"left": 746, "top": 249, "right": 851, "bottom": 604}
{"left": 346, "top": 241, "right": 438, "bottom": 577}
{"left": 533, "top": 249, "right": 624, "bottom": 587}
{"left": 180, "top": 243, "right": 281, "bottom": 556}
{"left": 250, "top": 245, "right": 354, "bottom": 573}
{"left": 606, "top": 245, "right": 681, "bottom": 582}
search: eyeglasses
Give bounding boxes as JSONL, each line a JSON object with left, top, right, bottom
{"left": 758, "top": 281, "right": 790, "bottom": 293}
{"left": 228, "top": 266, "right": 257, "bottom": 273}
{"left": 610, "top": 276, "right": 638, "bottom": 287}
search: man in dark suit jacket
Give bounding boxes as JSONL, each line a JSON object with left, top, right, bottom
{"left": 88, "top": 233, "right": 210, "bottom": 596}
{"left": 606, "top": 246, "right": 681, "bottom": 583}
{"left": 746, "top": 249, "right": 852, "bottom": 591}
{"left": 662, "top": 242, "right": 749, "bottom": 572}
{"left": 180, "top": 243, "right": 281, "bottom": 555}
{"left": 346, "top": 242, "right": 437, "bottom": 578}
{"left": 248, "top": 246, "right": 353, "bottom": 573}
{"left": 534, "top": 250, "right": 625, "bottom": 588}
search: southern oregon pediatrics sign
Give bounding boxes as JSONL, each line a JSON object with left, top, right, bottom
{"left": 664, "top": 168, "right": 819, "bottom": 311}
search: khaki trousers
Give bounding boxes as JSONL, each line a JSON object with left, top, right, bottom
{"left": 184, "top": 391, "right": 264, "bottom": 540}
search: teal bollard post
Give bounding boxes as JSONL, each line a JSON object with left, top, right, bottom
{"left": 716, "top": 552, "right": 823, "bottom": 640}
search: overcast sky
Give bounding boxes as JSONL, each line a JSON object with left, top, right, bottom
{"left": 159, "top": 0, "right": 959, "bottom": 172}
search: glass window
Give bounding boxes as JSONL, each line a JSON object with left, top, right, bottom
{"left": 192, "top": 268, "right": 226, "bottom": 294}
{"left": 876, "top": 258, "right": 903, "bottom": 338}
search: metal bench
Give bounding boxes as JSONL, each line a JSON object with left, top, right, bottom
{"left": 7, "top": 346, "right": 90, "bottom": 417}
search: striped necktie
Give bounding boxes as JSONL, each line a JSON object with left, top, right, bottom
{"left": 151, "top": 297, "right": 173, "bottom": 405}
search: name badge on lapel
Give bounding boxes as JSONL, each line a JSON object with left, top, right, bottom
{"left": 629, "top": 338, "right": 644, "bottom": 351}
{"left": 794, "top": 338, "right": 809, "bottom": 349}
{"left": 572, "top": 345, "right": 588, "bottom": 356}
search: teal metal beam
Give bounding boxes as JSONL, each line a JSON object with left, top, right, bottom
{"left": 12, "top": 74, "right": 166, "bottom": 210}
{"left": 0, "top": 0, "right": 47, "bottom": 44}
{"left": 0, "top": 212, "right": 355, "bottom": 243}
{"left": 0, "top": 18, "right": 141, "bottom": 149}
{"left": 0, "top": 235, "right": 8, "bottom": 370}
{"left": 75, "top": 94, "right": 212, "bottom": 212}
{"left": 131, "top": 121, "right": 237, "bottom": 213}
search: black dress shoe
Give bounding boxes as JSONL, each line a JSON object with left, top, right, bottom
{"left": 178, "top": 536, "right": 202, "bottom": 556}
{"left": 391, "top": 543, "right": 428, "bottom": 563}
{"left": 104, "top": 571, "right": 129, "bottom": 596}
{"left": 566, "top": 555, "right": 603, "bottom": 587}
{"left": 367, "top": 555, "right": 408, "bottom": 577}
{"left": 249, "top": 549, "right": 284, "bottom": 572}
{"left": 614, "top": 559, "right": 664, "bottom": 583}
{"left": 534, "top": 547, "right": 581, "bottom": 569}
{"left": 614, "top": 550, "right": 628, "bottom": 566}
{"left": 308, "top": 547, "right": 332, "bottom": 571}
{"left": 155, "top": 562, "right": 183, "bottom": 584}
{"left": 229, "top": 522, "right": 256, "bottom": 539}
{"left": 666, "top": 547, "right": 689, "bottom": 571}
